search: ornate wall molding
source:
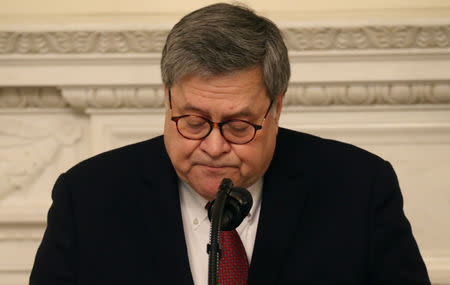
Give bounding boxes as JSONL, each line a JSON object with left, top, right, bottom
{"left": 0, "top": 30, "right": 169, "bottom": 54}
{"left": 284, "top": 82, "right": 450, "bottom": 106}
{"left": 60, "top": 82, "right": 450, "bottom": 109}
{"left": 0, "top": 25, "right": 449, "bottom": 54}
{"left": 283, "top": 25, "right": 450, "bottom": 50}
{"left": 61, "top": 86, "right": 164, "bottom": 109}
{"left": 0, "top": 87, "right": 67, "bottom": 108}
{"left": 1, "top": 82, "right": 449, "bottom": 110}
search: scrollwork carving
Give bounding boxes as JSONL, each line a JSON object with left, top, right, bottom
{"left": 0, "top": 30, "right": 169, "bottom": 54}
{"left": 364, "top": 26, "right": 415, "bottom": 48}
{"left": 334, "top": 28, "right": 370, "bottom": 49}
{"left": 416, "top": 27, "right": 449, "bottom": 48}
{"left": 0, "top": 25, "right": 448, "bottom": 54}
{"left": 284, "top": 25, "right": 450, "bottom": 50}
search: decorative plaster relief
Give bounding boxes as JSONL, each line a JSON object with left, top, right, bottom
{"left": 0, "top": 82, "right": 448, "bottom": 110}
{"left": 0, "top": 30, "right": 169, "bottom": 54}
{"left": 0, "top": 88, "right": 67, "bottom": 108}
{"left": 0, "top": 25, "right": 449, "bottom": 54}
{"left": 0, "top": 82, "right": 448, "bottom": 111}
{"left": 61, "top": 86, "right": 164, "bottom": 109}
{"left": 58, "top": 82, "right": 450, "bottom": 109}
{"left": 284, "top": 26, "right": 450, "bottom": 50}
{"left": 0, "top": 119, "right": 82, "bottom": 199}
{"left": 283, "top": 82, "right": 450, "bottom": 106}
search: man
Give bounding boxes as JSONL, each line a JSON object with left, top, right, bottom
{"left": 30, "top": 3, "right": 431, "bottom": 285}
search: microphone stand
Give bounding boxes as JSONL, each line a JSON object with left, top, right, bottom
{"left": 207, "top": 178, "right": 233, "bottom": 285}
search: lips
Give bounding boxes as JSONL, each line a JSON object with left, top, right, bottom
{"left": 201, "top": 164, "right": 227, "bottom": 169}
{"left": 197, "top": 163, "right": 235, "bottom": 172}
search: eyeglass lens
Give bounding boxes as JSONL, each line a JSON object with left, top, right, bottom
{"left": 176, "top": 116, "right": 256, "bottom": 144}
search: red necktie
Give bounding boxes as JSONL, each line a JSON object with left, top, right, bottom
{"left": 218, "top": 229, "right": 249, "bottom": 285}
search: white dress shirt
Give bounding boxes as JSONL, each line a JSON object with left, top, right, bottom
{"left": 179, "top": 179, "right": 262, "bottom": 285}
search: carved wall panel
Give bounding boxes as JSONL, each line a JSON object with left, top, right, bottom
{"left": 0, "top": 117, "right": 82, "bottom": 199}
{"left": 0, "top": 111, "right": 89, "bottom": 285}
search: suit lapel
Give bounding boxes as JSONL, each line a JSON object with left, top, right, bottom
{"left": 138, "top": 137, "right": 194, "bottom": 285}
{"left": 247, "top": 131, "right": 311, "bottom": 285}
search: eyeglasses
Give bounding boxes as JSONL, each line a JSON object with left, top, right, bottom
{"left": 169, "top": 89, "right": 273, "bottom": 145}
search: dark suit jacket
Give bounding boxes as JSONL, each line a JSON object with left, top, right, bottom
{"left": 30, "top": 128, "right": 430, "bottom": 284}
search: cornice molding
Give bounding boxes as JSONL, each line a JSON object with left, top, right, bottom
{"left": 0, "top": 24, "right": 449, "bottom": 54}
{"left": 2, "top": 82, "right": 449, "bottom": 110}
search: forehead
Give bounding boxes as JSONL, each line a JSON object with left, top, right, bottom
{"left": 171, "top": 68, "right": 269, "bottom": 116}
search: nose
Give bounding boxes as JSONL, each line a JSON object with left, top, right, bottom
{"left": 199, "top": 125, "right": 231, "bottom": 158}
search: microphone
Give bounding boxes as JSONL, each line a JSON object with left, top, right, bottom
{"left": 207, "top": 179, "right": 253, "bottom": 285}
{"left": 208, "top": 185, "right": 253, "bottom": 231}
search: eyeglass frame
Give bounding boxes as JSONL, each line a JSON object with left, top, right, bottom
{"left": 168, "top": 89, "right": 273, "bottom": 145}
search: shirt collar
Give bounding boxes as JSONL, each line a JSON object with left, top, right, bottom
{"left": 179, "top": 179, "right": 263, "bottom": 230}
{"left": 246, "top": 179, "right": 263, "bottom": 223}
{"left": 179, "top": 180, "right": 209, "bottom": 230}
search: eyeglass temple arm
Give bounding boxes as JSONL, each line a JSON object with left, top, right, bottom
{"left": 168, "top": 89, "right": 173, "bottom": 109}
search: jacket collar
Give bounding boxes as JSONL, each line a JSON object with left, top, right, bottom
{"left": 138, "top": 136, "right": 195, "bottom": 285}
{"left": 247, "top": 128, "right": 311, "bottom": 284}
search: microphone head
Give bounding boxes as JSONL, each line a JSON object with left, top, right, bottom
{"left": 208, "top": 187, "right": 253, "bottom": 231}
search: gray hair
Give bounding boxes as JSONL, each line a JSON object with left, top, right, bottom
{"left": 161, "top": 3, "right": 290, "bottom": 101}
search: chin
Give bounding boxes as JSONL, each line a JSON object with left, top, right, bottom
{"left": 190, "top": 179, "right": 222, "bottom": 200}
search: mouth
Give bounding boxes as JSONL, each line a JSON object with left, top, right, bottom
{"left": 202, "top": 164, "right": 225, "bottom": 169}
{"left": 198, "top": 164, "right": 234, "bottom": 172}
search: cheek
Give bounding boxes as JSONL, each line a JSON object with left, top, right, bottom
{"left": 164, "top": 123, "right": 198, "bottom": 167}
{"left": 233, "top": 144, "right": 266, "bottom": 175}
{"left": 234, "top": 130, "right": 277, "bottom": 177}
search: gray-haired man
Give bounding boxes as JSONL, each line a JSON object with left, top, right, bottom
{"left": 31, "top": 3, "right": 430, "bottom": 285}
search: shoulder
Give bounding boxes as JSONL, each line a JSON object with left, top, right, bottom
{"left": 275, "top": 127, "right": 385, "bottom": 173}
{"left": 63, "top": 135, "right": 168, "bottom": 183}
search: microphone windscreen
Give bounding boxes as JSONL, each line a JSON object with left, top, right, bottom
{"left": 208, "top": 187, "right": 253, "bottom": 231}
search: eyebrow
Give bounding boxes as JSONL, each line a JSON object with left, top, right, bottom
{"left": 182, "top": 102, "right": 256, "bottom": 119}
{"left": 169, "top": 89, "right": 261, "bottom": 119}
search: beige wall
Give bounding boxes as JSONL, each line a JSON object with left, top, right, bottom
{"left": 1, "top": 0, "right": 450, "bottom": 24}
{"left": 2, "top": 0, "right": 450, "bottom": 14}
